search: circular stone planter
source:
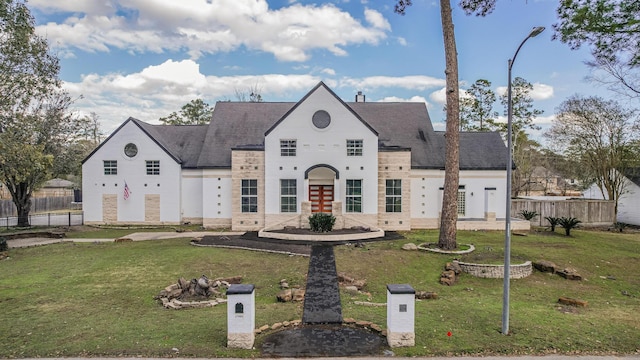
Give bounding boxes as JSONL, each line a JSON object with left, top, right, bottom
{"left": 455, "top": 260, "right": 532, "bottom": 279}
{"left": 416, "top": 243, "right": 475, "bottom": 255}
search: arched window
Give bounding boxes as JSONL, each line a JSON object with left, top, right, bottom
{"left": 235, "top": 302, "right": 244, "bottom": 314}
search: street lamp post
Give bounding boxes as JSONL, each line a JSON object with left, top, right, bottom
{"left": 502, "top": 26, "right": 545, "bottom": 336}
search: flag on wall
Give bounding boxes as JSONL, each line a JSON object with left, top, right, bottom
{"left": 123, "top": 181, "right": 131, "bottom": 200}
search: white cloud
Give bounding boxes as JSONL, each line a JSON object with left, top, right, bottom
{"left": 364, "top": 8, "right": 390, "bottom": 30}
{"left": 321, "top": 68, "right": 337, "bottom": 75}
{"left": 496, "top": 82, "right": 554, "bottom": 100}
{"left": 63, "top": 59, "right": 322, "bottom": 131}
{"left": 341, "top": 75, "right": 445, "bottom": 90}
{"left": 430, "top": 87, "right": 447, "bottom": 105}
{"left": 378, "top": 95, "right": 429, "bottom": 103}
{"left": 34, "top": 0, "right": 391, "bottom": 62}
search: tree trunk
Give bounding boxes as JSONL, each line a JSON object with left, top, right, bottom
{"left": 437, "top": 0, "right": 460, "bottom": 250}
{"left": 12, "top": 182, "right": 32, "bottom": 227}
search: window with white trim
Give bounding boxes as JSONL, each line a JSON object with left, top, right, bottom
{"left": 385, "top": 179, "right": 402, "bottom": 213}
{"left": 280, "top": 179, "right": 297, "bottom": 213}
{"left": 241, "top": 179, "right": 258, "bottom": 213}
{"left": 280, "top": 139, "right": 297, "bottom": 156}
{"left": 457, "top": 185, "right": 466, "bottom": 216}
{"left": 346, "top": 139, "right": 363, "bottom": 156}
{"left": 103, "top": 160, "right": 117, "bottom": 175}
{"left": 346, "top": 179, "right": 362, "bottom": 213}
{"left": 146, "top": 160, "right": 160, "bottom": 175}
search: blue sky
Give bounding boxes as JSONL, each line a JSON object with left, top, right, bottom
{"left": 30, "top": 0, "right": 603, "bottom": 141}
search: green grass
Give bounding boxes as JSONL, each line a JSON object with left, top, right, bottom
{"left": 1, "top": 229, "right": 639, "bottom": 357}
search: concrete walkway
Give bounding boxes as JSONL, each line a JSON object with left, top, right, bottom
{"left": 6, "top": 231, "right": 242, "bottom": 248}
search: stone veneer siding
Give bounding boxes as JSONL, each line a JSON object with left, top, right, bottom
{"left": 378, "top": 151, "right": 411, "bottom": 231}
{"left": 102, "top": 194, "right": 117, "bottom": 222}
{"left": 144, "top": 194, "right": 160, "bottom": 222}
{"left": 231, "top": 150, "right": 265, "bottom": 231}
{"left": 227, "top": 332, "right": 254, "bottom": 349}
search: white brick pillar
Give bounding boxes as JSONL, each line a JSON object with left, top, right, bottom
{"left": 227, "top": 284, "right": 255, "bottom": 349}
{"left": 386, "top": 284, "right": 415, "bottom": 347}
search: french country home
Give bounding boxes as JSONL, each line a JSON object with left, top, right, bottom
{"left": 82, "top": 82, "right": 526, "bottom": 231}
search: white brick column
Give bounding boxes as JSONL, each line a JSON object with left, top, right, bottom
{"left": 227, "top": 284, "right": 255, "bottom": 349}
{"left": 386, "top": 284, "right": 415, "bottom": 347}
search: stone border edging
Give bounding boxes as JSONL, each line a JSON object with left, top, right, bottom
{"left": 254, "top": 318, "right": 386, "bottom": 336}
{"left": 416, "top": 243, "right": 476, "bottom": 254}
{"left": 455, "top": 260, "right": 533, "bottom": 279}
{"left": 190, "top": 242, "right": 310, "bottom": 257}
{"left": 257, "top": 228, "right": 385, "bottom": 242}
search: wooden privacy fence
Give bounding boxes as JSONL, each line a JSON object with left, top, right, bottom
{"left": 0, "top": 196, "right": 75, "bottom": 217}
{"left": 511, "top": 199, "right": 615, "bottom": 227}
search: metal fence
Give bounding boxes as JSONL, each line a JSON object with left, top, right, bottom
{"left": 0, "top": 212, "right": 84, "bottom": 229}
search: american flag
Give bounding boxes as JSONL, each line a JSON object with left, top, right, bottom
{"left": 123, "top": 181, "right": 131, "bottom": 200}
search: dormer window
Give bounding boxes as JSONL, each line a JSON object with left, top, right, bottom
{"left": 280, "top": 139, "right": 296, "bottom": 156}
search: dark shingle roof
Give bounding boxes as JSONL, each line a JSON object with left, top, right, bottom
{"left": 624, "top": 167, "right": 640, "bottom": 187}
{"left": 132, "top": 119, "right": 208, "bottom": 168}
{"left": 196, "top": 102, "right": 295, "bottom": 168}
{"left": 95, "top": 88, "right": 507, "bottom": 171}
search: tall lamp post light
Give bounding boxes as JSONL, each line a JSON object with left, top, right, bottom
{"left": 502, "top": 26, "right": 545, "bottom": 336}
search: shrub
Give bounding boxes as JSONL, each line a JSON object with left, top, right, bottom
{"left": 308, "top": 213, "right": 336, "bottom": 232}
{"left": 558, "top": 217, "right": 582, "bottom": 236}
{"left": 520, "top": 210, "right": 539, "bottom": 221}
{"left": 614, "top": 222, "right": 627, "bottom": 232}
{"left": 545, "top": 216, "right": 560, "bottom": 232}
{"left": 0, "top": 237, "right": 7, "bottom": 252}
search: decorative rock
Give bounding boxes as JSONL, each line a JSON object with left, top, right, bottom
{"left": 415, "top": 291, "right": 438, "bottom": 300}
{"left": 402, "top": 243, "right": 418, "bottom": 251}
{"left": 370, "top": 324, "right": 383, "bottom": 332}
{"left": 558, "top": 296, "right": 588, "bottom": 307}
{"left": 446, "top": 261, "right": 462, "bottom": 275}
{"left": 277, "top": 289, "right": 292, "bottom": 302}
{"left": 439, "top": 270, "right": 456, "bottom": 286}
{"left": 283, "top": 321, "right": 290, "bottom": 327}
{"left": 356, "top": 320, "right": 372, "bottom": 327}
{"left": 354, "top": 301, "right": 386, "bottom": 307}
{"left": 344, "top": 285, "right": 359, "bottom": 293}
{"left": 259, "top": 324, "right": 270, "bottom": 332}
{"left": 533, "top": 260, "right": 558, "bottom": 273}
{"left": 290, "top": 319, "right": 301, "bottom": 326}
{"left": 197, "top": 275, "right": 210, "bottom": 289}
{"left": 291, "top": 288, "right": 306, "bottom": 302}
{"left": 343, "top": 317, "right": 356, "bottom": 324}
{"left": 556, "top": 268, "right": 583, "bottom": 281}
{"left": 271, "top": 322, "right": 283, "bottom": 330}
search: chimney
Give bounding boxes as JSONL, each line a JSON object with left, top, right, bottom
{"left": 355, "top": 91, "right": 366, "bottom": 103}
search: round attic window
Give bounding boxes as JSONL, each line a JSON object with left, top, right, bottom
{"left": 124, "top": 143, "right": 138, "bottom": 158}
{"left": 312, "top": 110, "right": 331, "bottom": 129}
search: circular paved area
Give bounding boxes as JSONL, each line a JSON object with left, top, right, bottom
{"left": 261, "top": 324, "right": 386, "bottom": 357}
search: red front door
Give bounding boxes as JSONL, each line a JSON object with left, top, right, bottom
{"left": 309, "top": 185, "right": 334, "bottom": 213}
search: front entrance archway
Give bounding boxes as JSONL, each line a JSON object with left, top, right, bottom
{"left": 306, "top": 165, "right": 338, "bottom": 214}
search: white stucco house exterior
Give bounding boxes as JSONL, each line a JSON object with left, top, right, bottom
{"left": 582, "top": 168, "right": 640, "bottom": 226}
{"left": 82, "top": 82, "right": 525, "bottom": 231}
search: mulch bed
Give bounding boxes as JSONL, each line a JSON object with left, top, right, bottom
{"left": 195, "top": 230, "right": 404, "bottom": 256}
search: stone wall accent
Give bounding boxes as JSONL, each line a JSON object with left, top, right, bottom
{"left": 145, "top": 194, "right": 160, "bottom": 222}
{"left": 455, "top": 260, "right": 532, "bottom": 279}
{"left": 231, "top": 150, "right": 265, "bottom": 231}
{"left": 387, "top": 331, "right": 415, "bottom": 347}
{"left": 378, "top": 151, "right": 411, "bottom": 231}
{"left": 203, "top": 218, "right": 232, "bottom": 228}
{"left": 227, "top": 332, "right": 254, "bottom": 349}
{"left": 102, "top": 194, "right": 117, "bottom": 222}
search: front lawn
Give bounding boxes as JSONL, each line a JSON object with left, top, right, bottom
{"left": 0, "top": 229, "right": 638, "bottom": 357}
